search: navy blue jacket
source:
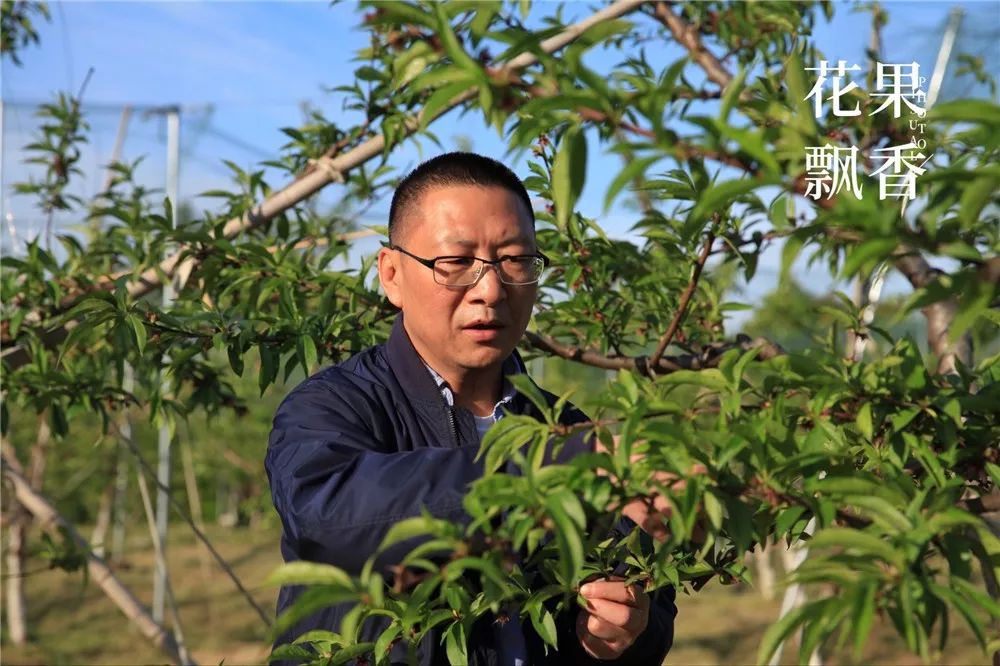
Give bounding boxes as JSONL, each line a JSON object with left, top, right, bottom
{"left": 266, "top": 315, "right": 676, "bottom": 664}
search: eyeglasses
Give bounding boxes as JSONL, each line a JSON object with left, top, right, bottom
{"left": 382, "top": 242, "right": 550, "bottom": 287}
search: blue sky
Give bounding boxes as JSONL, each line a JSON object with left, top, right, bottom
{"left": 2, "top": 1, "right": 994, "bottom": 321}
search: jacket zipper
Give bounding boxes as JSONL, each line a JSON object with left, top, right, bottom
{"left": 447, "top": 406, "right": 459, "bottom": 447}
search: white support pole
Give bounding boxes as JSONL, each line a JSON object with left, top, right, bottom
{"left": 153, "top": 106, "right": 180, "bottom": 624}
{"left": 926, "top": 8, "right": 964, "bottom": 110}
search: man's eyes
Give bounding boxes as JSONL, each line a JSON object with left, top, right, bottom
{"left": 437, "top": 257, "right": 476, "bottom": 267}
{"left": 437, "top": 255, "right": 533, "bottom": 265}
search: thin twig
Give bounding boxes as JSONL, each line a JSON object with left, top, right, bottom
{"left": 114, "top": 422, "right": 273, "bottom": 628}
{"left": 649, "top": 228, "right": 716, "bottom": 368}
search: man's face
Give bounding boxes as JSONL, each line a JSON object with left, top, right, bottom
{"left": 377, "top": 184, "right": 538, "bottom": 381}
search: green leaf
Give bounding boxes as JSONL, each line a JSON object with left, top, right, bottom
{"left": 298, "top": 334, "right": 318, "bottom": 373}
{"left": 228, "top": 344, "right": 244, "bottom": 376}
{"left": 545, "top": 491, "right": 584, "bottom": 584}
{"left": 266, "top": 561, "right": 354, "bottom": 589}
{"left": 551, "top": 126, "right": 587, "bottom": 230}
{"left": 856, "top": 402, "right": 873, "bottom": 441}
{"left": 929, "top": 99, "right": 1000, "bottom": 126}
{"left": 268, "top": 644, "right": 315, "bottom": 662}
{"left": 507, "top": 374, "right": 553, "bottom": 423}
{"left": 808, "top": 528, "right": 903, "bottom": 567}
{"left": 929, "top": 583, "right": 987, "bottom": 648}
{"left": 852, "top": 584, "right": 877, "bottom": 659}
{"left": 657, "top": 368, "right": 729, "bottom": 392}
{"left": 478, "top": 416, "right": 541, "bottom": 474}
{"left": 768, "top": 194, "right": 792, "bottom": 230}
{"left": 718, "top": 66, "right": 747, "bottom": 122}
{"left": 958, "top": 172, "right": 1000, "bottom": 228}
{"left": 783, "top": 52, "right": 817, "bottom": 136}
{"left": 840, "top": 238, "right": 896, "bottom": 278}
{"left": 603, "top": 154, "right": 660, "bottom": 212}
{"left": 756, "top": 600, "right": 813, "bottom": 665}
{"left": 704, "top": 490, "right": 724, "bottom": 530}
{"left": 126, "top": 314, "right": 147, "bottom": 354}
{"left": 419, "top": 79, "right": 475, "bottom": 129}
{"left": 774, "top": 506, "right": 807, "bottom": 538}
{"left": 780, "top": 231, "right": 807, "bottom": 282}
{"left": 951, "top": 274, "right": 996, "bottom": 341}
{"left": 408, "top": 65, "right": 473, "bottom": 95}
{"left": 377, "top": 515, "right": 440, "bottom": 553}
{"left": 329, "top": 642, "right": 376, "bottom": 666}
{"left": 259, "top": 346, "right": 278, "bottom": 396}
{"left": 986, "top": 463, "right": 1000, "bottom": 488}
{"left": 548, "top": 488, "right": 586, "bottom": 530}
{"left": 686, "top": 178, "right": 771, "bottom": 237}
{"left": 374, "top": 622, "right": 401, "bottom": 659}
{"left": 531, "top": 608, "right": 558, "bottom": 648}
{"left": 444, "top": 622, "right": 468, "bottom": 665}
{"left": 849, "top": 496, "right": 912, "bottom": 534}
{"left": 432, "top": 3, "right": 483, "bottom": 82}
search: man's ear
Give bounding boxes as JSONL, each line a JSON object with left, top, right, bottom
{"left": 377, "top": 247, "right": 404, "bottom": 309}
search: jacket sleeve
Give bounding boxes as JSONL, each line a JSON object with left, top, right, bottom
{"left": 265, "top": 374, "right": 481, "bottom": 574}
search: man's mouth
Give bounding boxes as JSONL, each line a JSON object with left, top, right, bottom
{"left": 462, "top": 321, "right": 507, "bottom": 341}
{"left": 464, "top": 320, "right": 506, "bottom": 330}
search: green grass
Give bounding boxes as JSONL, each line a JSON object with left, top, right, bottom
{"left": 1, "top": 524, "right": 990, "bottom": 665}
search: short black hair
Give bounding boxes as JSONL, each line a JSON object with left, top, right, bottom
{"left": 388, "top": 152, "right": 534, "bottom": 244}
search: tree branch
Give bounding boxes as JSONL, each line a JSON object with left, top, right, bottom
{"left": 650, "top": 229, "right": 716, "bottom": 367}
{"left": 2, "top": 0, "right": 648, "bottom": 372}
{"left": 894, "top": 249, "right": 974, "bottom": 374}
{"left": 650, "top": 2, "right": 733, "bottom": 89}
{"left": 651, "top": 0, "right": 976, "bottom": 374}
{"left": 0, "top": 450, "right": 185, "bottom": 666}
{"left": 523, "top": 330, "right": 783, "bottom": 375}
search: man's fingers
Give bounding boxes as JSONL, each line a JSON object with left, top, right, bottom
{"left": 576, "top": 616, "right": 623, "bottom": 660}
{"left": 580, "top": 579, "right": 648, "bottom": 608}
{"left": 584, "top": 596, "right": 649, "bottom": 636}
{"left": 577, "top": 610, "right": 622, "bottom": 641}
{"left": 583, "top": 596, "right": 633, "bottom": 627}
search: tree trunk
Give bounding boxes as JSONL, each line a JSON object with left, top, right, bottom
{"left": 110, "top": 441, "right": 130, "bottom": 566}
{"left": 2, "top": 414, "right": 52, "bottom": 644}
{"left": 90, "top": 479, "right": 115, "bottom": 558}
{"left": 180, "top": 441, "right": 205, "bottom": 530}
{"left": 1, "top": 453, "right": 186, "bottom": 666}
{"left": 753, "top": 541, "right": 777, "bottom": 601}
{"left": 5, "top": 517, "right": 29, "bottom": 644}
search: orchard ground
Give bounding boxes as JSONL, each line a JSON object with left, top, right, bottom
{"left": 1, "top": 524, "right": 989, "bottom": 665}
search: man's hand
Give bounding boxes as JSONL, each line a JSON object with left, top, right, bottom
{"left": 597, "top": 435, "right": 706, "bottom": 542}
{"left": 577, "top": 577, "right": 649, "bottom": 659}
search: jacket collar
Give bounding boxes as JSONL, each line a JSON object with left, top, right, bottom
{"left": 384, "top": 313, "right": 529, "bottom": 407}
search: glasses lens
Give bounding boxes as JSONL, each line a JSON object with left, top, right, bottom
{"left": 434, "top": 257, "right": 480, "bottom": 286}
{"left": 500, "top": 256, "right": 544, "bottom": 284}
{"left": 432, "top": 256, "right": 544, "bottom": 286}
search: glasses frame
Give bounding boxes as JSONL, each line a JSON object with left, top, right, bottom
{"left": 382, "top": 242, "right": 550, "bottom": 287}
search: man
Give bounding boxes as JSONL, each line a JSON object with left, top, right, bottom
{"left": 267, "top": 152, "right": 676, "bottom": 664}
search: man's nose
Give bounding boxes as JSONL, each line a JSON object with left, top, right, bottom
{"left": 468, "top": 263, "right": 507, "bottom": 303}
